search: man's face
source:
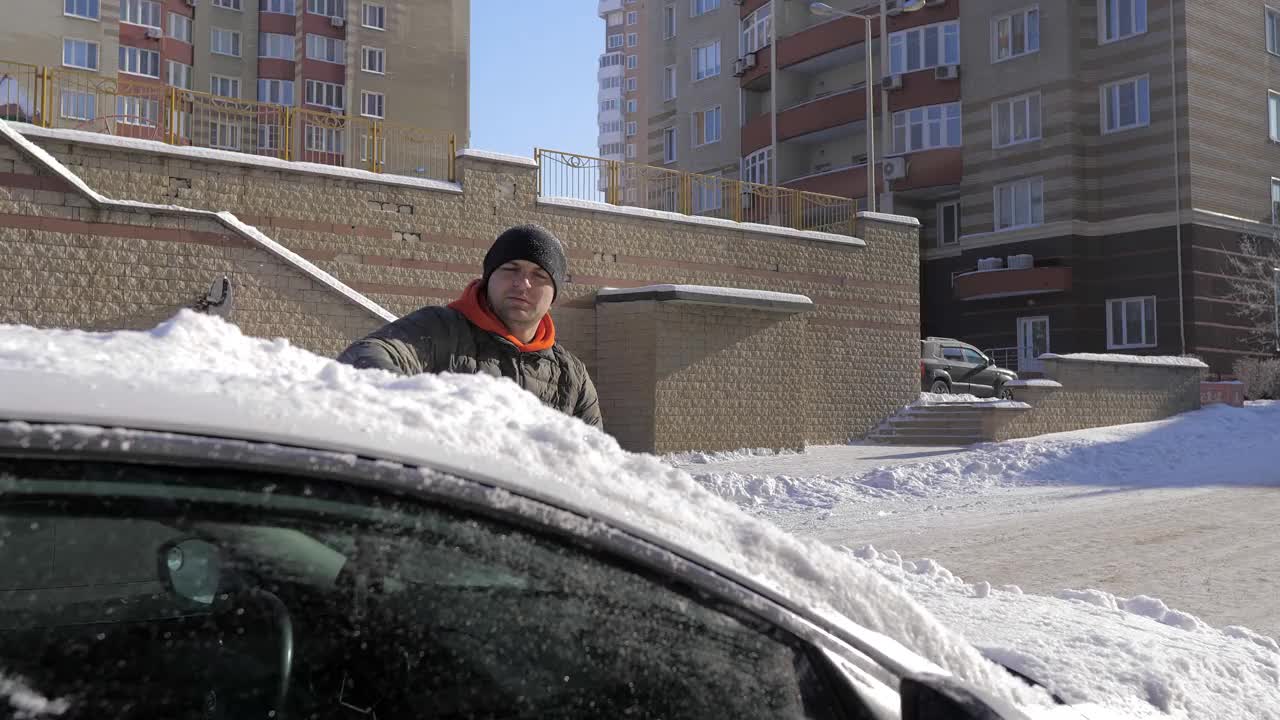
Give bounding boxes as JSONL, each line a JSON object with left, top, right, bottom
{"left": 486, "top": 259, "right": 556, "bottom": 329}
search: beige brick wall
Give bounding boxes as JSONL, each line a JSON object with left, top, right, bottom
{"left": 595, "top": 302, "right": 658, "bottom": 452}
{"left": 8, "top": 130, "right": 922, "bottom": 451}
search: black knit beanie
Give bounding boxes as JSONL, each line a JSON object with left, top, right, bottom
{"left": 482, "top": 224, "right": 568, "bottom": 300}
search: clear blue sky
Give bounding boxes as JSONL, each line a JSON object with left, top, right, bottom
{"left": 470, "top": 2, "right": 600, "bottom": 158}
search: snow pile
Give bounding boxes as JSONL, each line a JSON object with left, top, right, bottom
{"left": 849, "top": 546, "right": 1280, "bottom": 719}
{"left": 0, "top": 673, "right": 69, "bottom": 718}
{"left": 1039, "top": 353, "right": 1208, "bottom": 369}
{"left": 662, "top": 446, "right": 803, "bottom": 466}
{"left": 0, "top": 313, "right": 1051, "bottom": 715}
{"left": 1006, "top": 379, "right": 1063, "bottom": 388}
{"left": 916, "top": 392, "right": 1004, "bottom": 404}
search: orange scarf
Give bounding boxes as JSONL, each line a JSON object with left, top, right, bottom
{"left": 448, "top": 279, "right": 556, "bottom": 353}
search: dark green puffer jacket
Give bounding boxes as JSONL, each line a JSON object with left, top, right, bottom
{"left": 336, "top": 306, "right": 602, "bottom": 428}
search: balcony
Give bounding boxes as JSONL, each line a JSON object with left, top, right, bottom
{"left": 887, "top": 147, "right": 962, "bottom": 191}
{"left": 954, "top": 264, "right": 1072, "bottom": 302}
{"left": 741, "top": 112, "right": 772, "bottom": 155}
{"left": 597, "top": 0, "right": 622, "bottom": 16}
{"left": 885, "top": 68, "right": 962, "bottom": 112}
{"left": 737, "top": 48, "right": 771, "bottom": 90}
{"left": 777, "top": 16, "right": 872, "bottom": 70}
{"left": 777, "top": 85, "right": 869, "bottom": 142}
{"left": 783, "top": 162, "right": 874, "bottom": 199}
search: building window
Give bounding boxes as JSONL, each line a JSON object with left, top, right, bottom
{"left": 692, "top": 176, "right": 722, "bottom": 213}
{"left": 1271, "top": 178, "right": 1280, "bottom": 224}
{"left": 889, "top": 21, "right": 960, "bottom": 75}
{"left": 891, "top": 102, "right": 961, "bottom": 153}
{"left": 626, "top": 54, "right": 638, "bottom": 69}
{"left": 993, "top": 176, "right": 1044, "bottom": 231}
{"left": 118, "top": 46, "right": 161, "bottom": 78}
{"left": 600, "top": 53, "right": 622, "bottom": 68}
{"left": 626, "top": 77, "right": 638, "bottom": 92}
{"left": 258, "top": 78, "right": 295, "bottom": 105}
{"left": 692, "top": 105, "right": 721, "bottom": 146}
{"left": 740, "top": 4, "right": 771, "bottom": 55}
{"left": 361, "top": 90, "right": 385, "bottom": 118}
{"left": 1099, "top": 0, "right": 1147, "bottom": 44}
{"left": 64, "top": 0, "right": 99, "bottom": 20}
{"left": 305, "top": 79, "right": 344, "bottom": 110}
{"left": 600, "top": 120, "right": 621, "bottom": 134}
{"left": 627, "top": 11, "right": 638, "bottom": 25}
{"left": 116, "top": 96, "right": 158, "bottom": 126}
{"left": 1107, "top": 296, "right": 1157, "bottom": 349}
{"left": 1270, "top": 92, "right": 1280, "bottom": 142}
{"left": 600, "top": 98, "right": 618, "bottom": 112}
{"left": 691, "top": 0, "right": 719, "bottom": 17}
{"left": 626, "top": 121, "right": 638, "bottom": 136}
{"left": 305, "top": 125, "right": 344, "bottom": 154}
{"left": 210, "top": 74, "right": 241, "bottom": 98}
{"left": 607, "top": 11, "right": 624, "bottom": 26}
{"left": 600, "top": 76, "right": 622, "bottom": 90}
{"left": 121, "top": 0, "right": 162, "bottom": 28}
{"left": 693, "top": 41, "right": 720, "bottom": 81}
{"left": 1269, "top": 7, "right": 1280, "bottom": 56}
{"left": 307, "top": 34, "right": 346, "bottom": 63}
{"left": 209, "top": 121, "right": 241, "bottom": 150}
{"left": 663, "top": 65, "right": 677, "bottom": 99}
{"left": 663, "top": 5, "right": 676, "bottom": 39}
{"left": 362, "top": 46, "right": 385, "bottom": 73}
{"left": 627, "top": 98, "right": 637, "bottom": 113}
{"left": 259, "top": 33, "right": 295, "bottom": 60}
{"left": 600, "top": 142, "right": 623, "bottom": 156}
{"left": 307, "top": 0, "right": 345, "bottom": 16}
{"left": 263, "top": 0, "right": 296, "bottom": 14}
{"left": 362, "top": 2, "right": 385, "bottom": 29}
{"left": 211, "top": 28, "right": 242, "bottom": 57}
{"left": 167, "top": 60, "right": 193, "bottom": 89}
{"left": 212, "top": 0, "right": 242, "bottom": 9}
{"left": 59, "top": 91, "right": 96, "bottom": 121}
{"left": 627, "top": 33, "right": 638, "bottom": 48}
{"left": 663, "top": 126, "right": 677, "bottom": 163}
{"left": 62, "top": 38, "right": 99, "bottom": 70}
{"left": 1101, "top": 75, "right": 1150, "bottom": 133}
{"left": 993, "top": 7, "right": 1039, "bottom": 62}
{"left": 608, "top": 34, "right": 624, "bottom": 49}
{"left": 168, "top": 13, "right": 192, "bottom": 43}
{"left": 992, "top": 92, "right": 1041, "bottom": 147}
{"left": 937, "top": 200, "right": 960, "bottom": 246}
{"left": 742, "top": 148, "right": 772, "bottom": 185}
{"left": 626, "top": 143, "right": 636, "bottom": 159}
{"left": 258, "top": 124, "right": 283, "bottom": 150}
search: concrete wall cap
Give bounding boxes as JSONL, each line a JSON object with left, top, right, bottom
{"left": 1006, "top": 379, "right": 1064, "bottom": 388}
{"left": 1040, "top": 353, "right": 1209, "bottom": 369}
{"left": 596, "top": 284, "right": 814, "bottom": 312}
{"left": 456, "top": 148, "right": 539, "bottom": 169}
{"left": 856, "top": 210, "right": 921, "bottom": 228}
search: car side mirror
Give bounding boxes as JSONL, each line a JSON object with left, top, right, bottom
{"left": 900, "top": 673, "right": 1004, "bottom": 720}
{"left": 159, "top": 538, "right": 222, "bottom": 605}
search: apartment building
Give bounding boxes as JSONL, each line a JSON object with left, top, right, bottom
{"left": 598, "top": 0, "right": 652, "bottom": 165}
{"left": 5, "top": 0, "right": 468, "bottom": 150}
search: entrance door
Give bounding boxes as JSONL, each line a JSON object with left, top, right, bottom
{"left": 1017, "top": 316, "right": 1050, "bottom": 373}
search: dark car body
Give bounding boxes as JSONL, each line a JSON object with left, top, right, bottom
{"left": 921, "top": 338, "right": 1019, "bottom": 398}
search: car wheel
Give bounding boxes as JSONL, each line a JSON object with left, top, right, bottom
{"left": 997, "top": 384, "right": 1014, "bottom": 400}
{"left": 929, "top": 379, "right": 950, "bottom": 395}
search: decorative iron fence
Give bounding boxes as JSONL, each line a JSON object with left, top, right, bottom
{"left": 985, "top": 347, "right": 1020, "bottom": 373}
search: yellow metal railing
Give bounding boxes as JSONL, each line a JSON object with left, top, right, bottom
{"left": 536, "top": 148, "right": 859, "bottom": 237}
{"left": 1, "top": 58, "right": 455, "bottom": 182}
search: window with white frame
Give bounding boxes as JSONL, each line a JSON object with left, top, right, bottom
{"left": 361, "top": 133, "right": 385, "bottom": 164}
{"left": 259, "top": 33, "right": 295, "bottom": 59}
{"left": 308, "top": 0, "right": 344, "bottom": 16}
{"left": 692, "top": 176, "right": 722, "bottom": 213}
{"left": 993, "top": 176, "right": 1044, "bottom": 231}
{"left": 1269, "top": 7, "right": 1280, "bottom": 56}
{"left": 118, "top": 46, "right": 160, "bottom": 78}
{"left": 600, "top": 142, "right": 623, "bottom": 156}
{"left": 693, "top": 41, "right": 720, "bottom": 81}
{"left": 305, "top": 79, "right": 344, "bottom": 109}
{"left": 258, "top": 124, "right": 283, "bottom": 150}
{"left": 361, "top": 90, "right": 384, "bottom": 118}
{"left": 626, "top": 54, "right": 638, "bottom": 69}
{"left": 168, "top": 13, "right": 192, "bottom": 42}
{"left": 626, "top": 143, "right": 636, "bottom": 159}
{"left": 1270, "top": 92, "right": 1280, "bottom": 142}
{"left": 891, "top": 102, "right": 961, "bottom": 154}
{"left": 600, "top": 53, "right": 622, "bottom": 68}
{"left": 211, "top": 28, "right": 242, "bottom": 56}
{"left": 993, "top": 92, "right": 1041, "bottom": 147}
{"left": 663, "top": 126, "right": 677, "bottom": 163}
{"left": 210, "top": 74, "right": 241, "bottom": 98}
{"left": 60, "top": 90, "right": 96, "bottom": 120}
{"left": 740, "top": 4, "right": 771, "bottom": 55}
{"left": 62, "top": 38, "right": 99, "bottom": 70}
{"left": 304, "top": 125, "right": 344, "bottom": 154}
{"left": 692, "top": 105, "right": 721, "bottom": 146}
{"left": 663, "top": 5, "right": 676, "bottom": 39}
{"left": 626, "top": 77, "right": 637, "bottom": 91}
{"left": 1272, "top": 178, "right": 1280, "bottom": 224}
{"left": 601, "top": 120, "right": 621, "bottom": 134}
{"left": 258, "top": 78, "right": 295, "bottom": 105}
{"left": 600, "top": 98, "right": 618, "bottom": 112}
{"left": 307, "top": 34, "right": 345, "bottom": 63}
{"left": 1107, "top": 296, "right": 1156, "bottom": 348}
{"left": 691, "top": 0, "right": 718, "bottom": 17}
{"left": 937, "top": 200, "right": 960, "bottom": 246}
{"left": 1101, "top": 75, "right": 1149, "bottom": 133}
{"left": 362, "top": 46, "right": 385, "bottom": 73}
{"left": 607, "top": 11, "right": 624, "bottom": 26}
{"left": 600, "top": 76, "right": 621, "bottom": 90}
{"left": 890, "top": 21, "right": 959, "bottom": 74}
{"left": 263, "top": 0, "right": 296, "bottom": 14}
{"left": 64, "top": 0, "right": 99, "bottom": 20}
{"left": 627, "top": 11, "right": 638, "bottom": 25}
{"left": 116, "top": 96, "right": 158, "bottom": 126}
{"left": 627, "top": 33, "right": 638, "bottom": 47}
{"left": 167, "top": 60, "right": 192, "bottom": 89}
{"left": 212, "top": 0, "right": 242, "bottom": 9}
{"left": 362, "top": 2, "right": 385, "bottom": 29}
{"left": 742, "top": 147, "right": 772, "bottom": 185}
{"left": 627, "top": 98, "right": 637, "bottom": 113}
{"left": 209, "top": 120, "right": 240, "bottom": 150}
{"left": 663, "top": 65, "right": 676, "bottom": 99}
{"left": 626, "top": 121, "right": 637, "bottom": 136}
{"left": 993, "top": 7, "right": 1039, "bottom": 61}
{"left": 1099, "top": 0, "right": 1146, "bottom": 44}
{"left": 121, "top": 0, "right": 161, "bottom": 28}
{"left": 608, "top": 34, "right": 624, "bottom": 49}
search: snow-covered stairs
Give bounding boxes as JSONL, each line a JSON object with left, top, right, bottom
{"left": 867, "top": 404, "right": 990, "bottom": 445}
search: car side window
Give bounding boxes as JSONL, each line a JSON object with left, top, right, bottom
{"left": 963, "top": 349, "right": 987, "bottom": 365}
{"left": 941, "top": 347, "right": 964, "bottom": 361}
{"left": 0, "top": 457, "right": 858, "bottom": 720}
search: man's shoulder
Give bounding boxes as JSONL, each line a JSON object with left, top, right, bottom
{"left": 550, "top": 343, "right": 591, "bottom": 375}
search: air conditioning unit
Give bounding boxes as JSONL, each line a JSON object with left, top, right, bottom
{"left": 145, "top": 27, "right": 163, "bottom": 39}
{"left": 1008, "top": 254, "right": 1034, "bottom": 270}
{"left": 330, "top": 15, "right": 345, "bottom": 27}
{"left": 935, "top": 64, "right": 959, "bottom": 80}
{"left": 733, "top": 59, "right": 746, "bottom": 77}
{"left": 978, "top": 257, "right": 1005, "bottom": 271}
{"left": 883, "top": 74, "right": 903, "bottom": 91}
{"left": 743, "top": 52, "right": 757, "bottom": 69}
{"left": 882, "top": 157, "right": 907, "bottom": 180}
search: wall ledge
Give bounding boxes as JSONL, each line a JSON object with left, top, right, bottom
{"left": 596, "top": 284, "right": 815, "bottom": 313}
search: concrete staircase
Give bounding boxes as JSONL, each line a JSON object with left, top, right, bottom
{"left": 867, "top": 404, "right": 991, "bottom": 445}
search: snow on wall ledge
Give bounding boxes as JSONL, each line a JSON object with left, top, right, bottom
{"left": 1040, "top": 353, "right": 1209, "bottom": 369}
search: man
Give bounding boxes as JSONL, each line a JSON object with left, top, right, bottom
{"left": 337, "top": 224, "right": 602, "bottom": 428}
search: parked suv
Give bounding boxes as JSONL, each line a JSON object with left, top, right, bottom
{"left": 921, "top": 337, "right": 1019, "bottom": 398}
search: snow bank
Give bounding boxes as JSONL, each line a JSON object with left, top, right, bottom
{"left": 1006, "top": 379, "right": 1063, "bottom": 388}
{"left": 1039, "top": 353, "right": 1209, "bottom": 369}
{"left": 917, "top": 392, "right": 1003, "bottom": 404}
{"left": 662, "top": 446, "right": 802, "bottom": 466}
{"left": 0, "top": 673, "right": 69, "bottom": 718}
{"left": 0, "top": 313, "right": 1052, "bottom": 715}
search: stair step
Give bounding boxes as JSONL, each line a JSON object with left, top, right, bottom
{"left": 890, "top": 418, "right": 984, "bottom": 429}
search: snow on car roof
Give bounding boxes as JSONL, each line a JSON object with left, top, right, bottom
{"left": 0, "top": 312, "right": 1053, "bottom": 715}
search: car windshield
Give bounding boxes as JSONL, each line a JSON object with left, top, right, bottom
{"left": 0, "top": 456, "right": 849, "bottom": 720}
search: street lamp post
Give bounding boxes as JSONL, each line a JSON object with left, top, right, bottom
{"left": 809, "top": 1, "right": 927, "bottom": 215}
